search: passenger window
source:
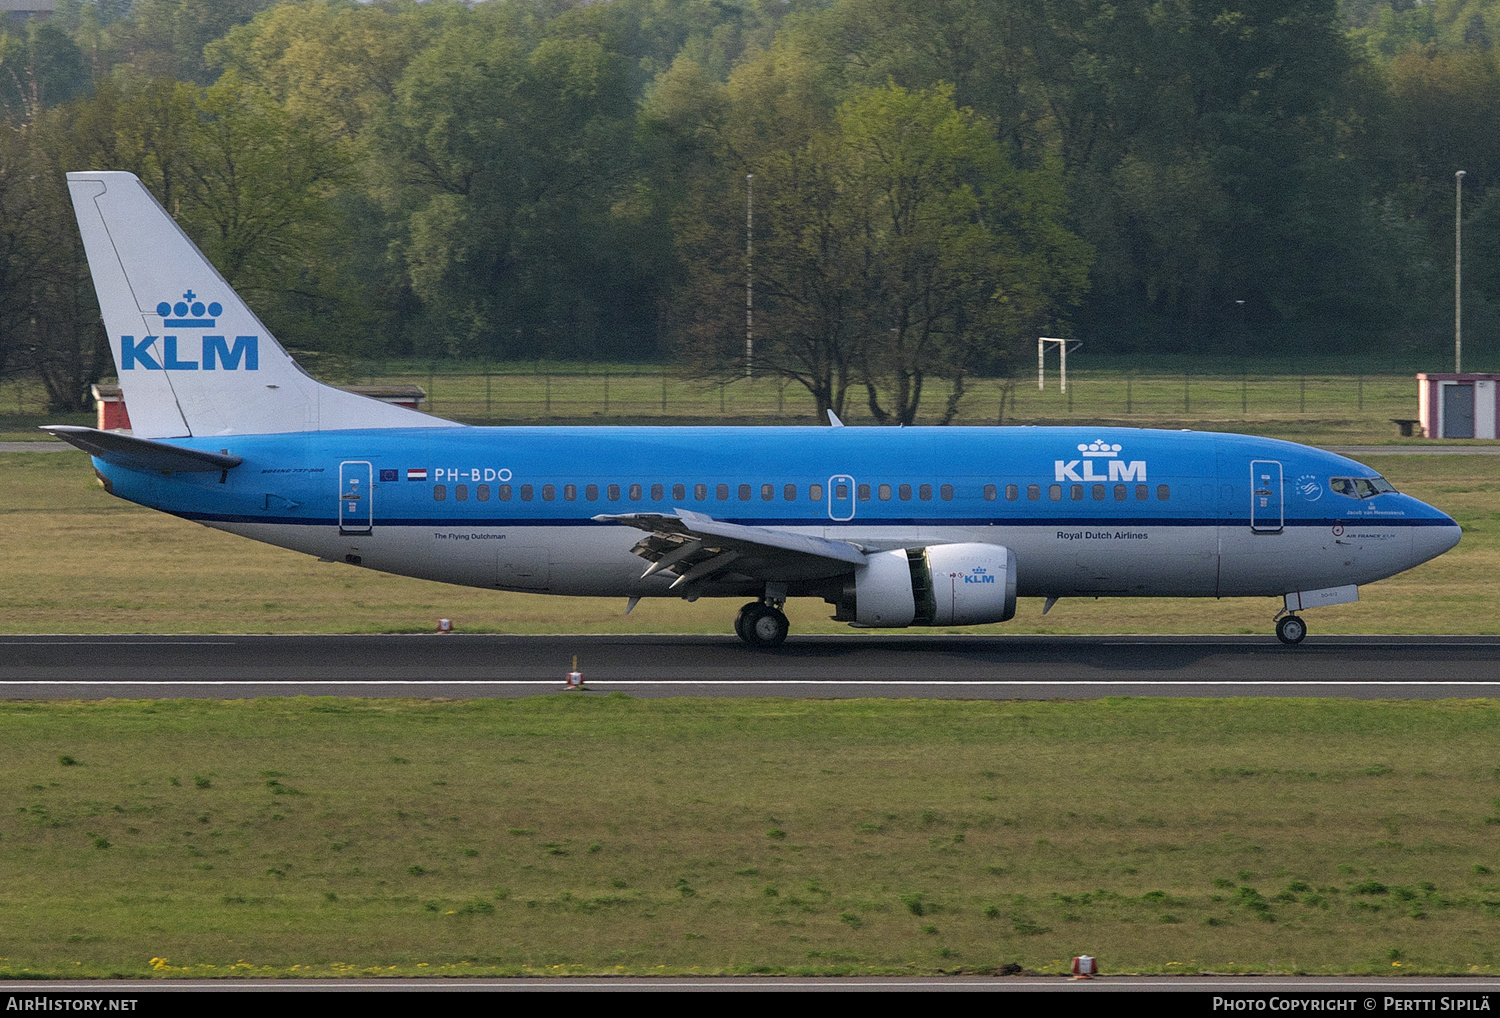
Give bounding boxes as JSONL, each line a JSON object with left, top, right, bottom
{"left": 940, "top": 484, "right": 953, "bottom": 501}
{"left": 784, "top": 484, "right": 797, "bottom": 501}
{"left": 739, "top": 483, "right": 751, "bottom": 501}
{"left": 498, "top": 484, "right": 512, "bottom": 501}
{"left": 651, "top": 484, "right": 664, "bottom": 500}
{"left": 1157, "top": 484, "right": 1170, "bottom": 501}
{"left": 857, "top": 484, "right": 871, "bottom": 501}
{"left": 761, "top": 483, "right": 774, "bottom": 501}
{"left": 809, "top": 484, "right": 823, "bottom": 502}
{"left": 477, "top": 484, "right": 490, "bottom": 502}
{"left": 433, "top": 484, "right": 446, "bottom": 501}
{"left": 694, "top": 484, "right": 707, "bottom": 500}
{"left": 717, "top": 483, "right": 729, "bottom": 500}
{"left": 898, "top": 483, "right": 912, "bottom": 501}
{"left": 919, "top": 484, "right": 932, "bottom": 501}
{"left": 1114, "top": 484, "right": 1126, "bottom": 501}
{"left": 1048, "top": 484, "right": 1062, "bottom": 501}
{"left": 1135, "top": 484, "right": 1147, "bottom": 501}
{"left": 456, "top": 484, "right": 468, "bottom": 502}
{"left": 585, "top": 484, "right": 598, "bottom": 501}
{"left": 672, "top": 484, "right": 685, "bottom": 500}
{"left": 542, "top": 484, "right": 555, "bottom": 501}
{"left": 1028, "top": 484, "right": 1041, "bottom": 501}
{"left": 629, "top": 484, "right": 642, "bottom": 501}
{"left": 878, "top": 484, "right": 892, "bottom": 501}
{"left": 520, "top": 484, "right": 533, "bottom": 502}
{"left": 835, "top": 483, "right": 848, "bottom": 500}
{"left": 985, "top": 484, "right": 999, "bottom": 501}
{"left": 1092, "top": 484, "right": 1105, "bottom": 501}
{"left": 1071, "top": 484, "right": 1083, "bottom": 501}
{"left": 564, "top": 484, "right": 577, "bottom": 501}
{"left": 1002, "top": 485, "right": 1015, "bottom": 501}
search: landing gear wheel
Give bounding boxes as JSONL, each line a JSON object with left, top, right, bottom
{"left": 733, "top": 602, "right": 762, "bottom": 643}
{"left": 1276, "top": 614, "right": 1307, "bottom": 645}
{"left": 748, "top": 606, "right": 789, "bottom": 648}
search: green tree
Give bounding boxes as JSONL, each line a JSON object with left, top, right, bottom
{"left": 380, "top": 7, "right": 653, "bottom": 360}
{"left": 0, "top": 19, "right": 92, "bottom": 123}
{"left": 672, "top": 77, "right": 1091, "bottom": 424}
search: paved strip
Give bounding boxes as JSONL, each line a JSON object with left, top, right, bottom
{"left": 0, "top": 634, "right": 1495, "bottom": 698}
{"left": 1323, "top": 444, "right": 1500, "bottom": 455}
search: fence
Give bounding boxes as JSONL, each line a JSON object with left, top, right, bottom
{"left": 0, "top": 366, "right": 1423, "bottom": 434}
{"left": 345, "top": 368, "right": 1420, "bottom": 431}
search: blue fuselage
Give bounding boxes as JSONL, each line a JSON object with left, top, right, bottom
{"left": 90, "top": 425, "right": 1459, "bottom": 606}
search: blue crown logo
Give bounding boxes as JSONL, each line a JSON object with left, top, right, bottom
{"left": 155, "top": 290, "right": 223, "bottom": 328}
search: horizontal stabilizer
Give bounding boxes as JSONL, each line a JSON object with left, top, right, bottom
{"left": 41, "top": 425, "right": 242, "bottom": 474}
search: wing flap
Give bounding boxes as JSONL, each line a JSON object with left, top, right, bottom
{"left": 594, "top": 508, "right": 866, "bottom": 588}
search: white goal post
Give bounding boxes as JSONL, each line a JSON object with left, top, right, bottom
{"left": 1038, "top": 337, "right": 1082, "bottom": 392}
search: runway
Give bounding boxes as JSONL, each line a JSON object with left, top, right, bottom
{"left": 1, "top": 634, "right": 1496, "bottom": 699}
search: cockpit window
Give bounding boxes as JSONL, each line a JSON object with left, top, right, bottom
{"left": 1330, "top": 475, "right": 1397, "bottom": 499}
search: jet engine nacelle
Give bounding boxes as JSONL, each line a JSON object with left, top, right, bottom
{"left": 848, "top": 543, "right": 1017, "bottom": 628}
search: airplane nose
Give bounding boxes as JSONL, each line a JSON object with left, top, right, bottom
{"left": 1411, "top": 518, "right": 1462, "bottom": 567}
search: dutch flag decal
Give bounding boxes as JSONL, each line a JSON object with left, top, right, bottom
{"left": 407, "top": 468, "right": 427, "bottom": 481}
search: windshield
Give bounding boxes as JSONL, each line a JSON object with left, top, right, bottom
{"left": 1330, "top": 475, "right": 1397, "bottom": 499}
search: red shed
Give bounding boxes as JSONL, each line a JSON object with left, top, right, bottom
{"left": 90, "top": 383, "right": 132, "bottom": 432}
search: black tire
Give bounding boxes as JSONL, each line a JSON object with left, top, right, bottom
{"left": 733, "top": 602, "right": 762, "bottom": 644}
{"left": 1276, "top": 615, "right": 1307, "bottom": 645}
{"left": 747, "top": 606, "right": 790, "bottom": 648}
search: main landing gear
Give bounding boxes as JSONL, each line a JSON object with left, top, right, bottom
{"left": 735, "top": 600, "right": 790, "bottom": 648}
{"left": 1275, "top": 613, "right": 1308, "bottom": 646}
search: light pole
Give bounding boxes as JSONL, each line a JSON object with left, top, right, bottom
{"left": 1456, "top": 169, "right": 1466, "bottom": 373}
{"left": 745, "top": 173, "right": 753, "bottom": 379}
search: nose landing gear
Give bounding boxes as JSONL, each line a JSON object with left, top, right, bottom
{"left": 1275, "top": 613, "right": 1307, "bottom": 645}
{"left": 734, "top": 599, "right": 790, "bottom": 648}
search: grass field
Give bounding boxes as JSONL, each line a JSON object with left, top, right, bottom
{"left": 0, "top": 366, "right": 1470, "bottom": 442}
{"left": 4, "top": 696, "right": 1500, "bottom": 978}
{"left": 0, "top": 449, "right": 1493, "bottom": 636}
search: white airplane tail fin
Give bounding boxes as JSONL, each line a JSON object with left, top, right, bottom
{"left": 67, "top": 171, "right": 461, "bottom": 438}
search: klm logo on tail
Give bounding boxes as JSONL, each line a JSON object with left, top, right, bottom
{"left": 121, "top": 290, "right": 257, "bottom": 371}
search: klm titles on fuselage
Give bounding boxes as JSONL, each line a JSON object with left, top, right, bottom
{"left": 1055, "top": 439, "right": 1146, "bottom": 483}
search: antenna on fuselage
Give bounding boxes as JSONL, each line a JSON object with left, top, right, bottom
{"left": 827, "top": 410, "right": 845, "bottom": 427}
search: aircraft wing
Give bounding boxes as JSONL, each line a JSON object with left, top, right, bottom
{"left": 593, "top": 508, "right": 866, "bottom": 589}
{"left": 40, "top": 425, "right": 242, "bottom": 473}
